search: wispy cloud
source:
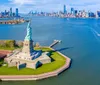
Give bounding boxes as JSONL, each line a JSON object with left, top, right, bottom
{"left": 0, "top": 0, "right": 100, "bottom": 13}
{"left": 8, "top": 0, "right": 34, "bottom": 5}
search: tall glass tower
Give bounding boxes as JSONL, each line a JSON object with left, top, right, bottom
{"left": 71, "top": 8, "right": 74, "bottom": 14}
{"left": 64, "top": 5, "right": 67, "bottom": 14}
{"left": 16, "top": 8, "right": 19, "bottom": 17}
{"left": 10, "top": 8, "right": 12, "bottom": 17}
{"left": 5, "top": 10, "right": 7, "bottom": 15}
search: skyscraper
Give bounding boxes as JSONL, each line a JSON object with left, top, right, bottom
{"left": 64, "top": 5, "right": 67, "bottom": 14}
{"left": 16, "top": 8, "right": 19, "bottom": 17}
{"left": 9, "top": 8, "right": 12, "bottom": 17}
{"left": 88, "top": 12, "right": 95, "bottom": 17}
{"left": 71, "top": 8, "right": 74, "bottom": 14}
{"left": 74, "top": 10, "right": 78, "bottom": 15}
{"left": 5, "top": 10, "right": 7, "bottom": 15}
{"left": 97, "top": 11, "right": 100, "bottom": 17}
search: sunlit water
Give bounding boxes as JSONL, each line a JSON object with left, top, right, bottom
{"left": 0, "top": 16, "right": 100, "bottom": 85}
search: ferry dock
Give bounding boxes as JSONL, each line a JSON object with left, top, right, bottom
{"left": 49, "top": 40, "right": 61, "bottom": 48}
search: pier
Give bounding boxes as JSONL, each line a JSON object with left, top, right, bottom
{"left": 49, "top": 40, "right": 61, "bottom": 48}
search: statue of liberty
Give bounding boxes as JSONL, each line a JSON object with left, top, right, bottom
{"left": 25, "top": 22, "right": 32, "bottom": 41}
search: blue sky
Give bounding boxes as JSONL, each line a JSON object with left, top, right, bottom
{"left": 0, "top": 0, "right": 100, "bottom": 13}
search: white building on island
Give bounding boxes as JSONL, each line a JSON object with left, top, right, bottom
{"left": 5, "top": 22, "right": 51, "bottom": 69}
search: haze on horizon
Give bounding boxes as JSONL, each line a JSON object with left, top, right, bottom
{"left": 0, "top": 0, "right": 100, "bottom": 13}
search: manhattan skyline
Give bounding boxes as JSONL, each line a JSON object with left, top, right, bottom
{"left": 0, "top": 0, "right": 100, "bottom": 13}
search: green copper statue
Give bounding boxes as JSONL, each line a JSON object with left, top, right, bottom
{"left": 25, "top": 22, "right": 32, "bottom": 41}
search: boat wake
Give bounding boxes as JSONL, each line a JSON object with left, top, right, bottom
{"left": 91, "top": 28, "right": 100, "bottom": 36}
{"left": 89, "top": 27, "right": 100, "bottom": 42}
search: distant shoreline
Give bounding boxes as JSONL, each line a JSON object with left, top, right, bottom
{"left": 30, "top": 15, "right": 100, "bottom": 19}
{"left": 0, "top": 19, "right": 29, "bottom": 25}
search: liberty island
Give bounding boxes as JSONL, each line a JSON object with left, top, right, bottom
{"left": 0, "top": 21, "right": 71, "bottom": 81}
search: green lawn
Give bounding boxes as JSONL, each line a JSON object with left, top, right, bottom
{"left": 0, "top": 47, "right": 66, "bottom": 75}
{"left": 0, "top": 47, "right": 20, "bottom": 51}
